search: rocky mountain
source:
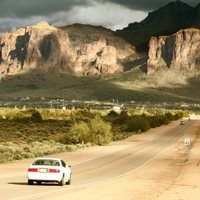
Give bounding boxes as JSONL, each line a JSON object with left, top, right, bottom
{"left": 116, "top": 1, "right": 200, "bottom": 52}
{"left": 0, "top": 21, "right": 139, "bottom": 81}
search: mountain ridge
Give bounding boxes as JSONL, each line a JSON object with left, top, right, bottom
{"left": 116, "top": 0, "right": 199, "bottom": 51}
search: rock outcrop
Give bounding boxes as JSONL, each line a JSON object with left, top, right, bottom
{"left": 147, "top": 28, "right": 200, "bottom": 74}
{"left": 0, "top": 21, "right": 71, "bottom": 77}
{"left": 0, "top": 21, "right": 138, "bottom": 80}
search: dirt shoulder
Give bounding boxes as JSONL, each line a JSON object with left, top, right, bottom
{"left": 44, "top": 120, "right": 200, "bottom": 200}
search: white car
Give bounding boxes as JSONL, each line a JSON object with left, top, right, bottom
{"left": 27, "top": 158, "right": 72, "bottom": 186}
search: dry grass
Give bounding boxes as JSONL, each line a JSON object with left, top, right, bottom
{"left": 0, "top": 140, "right": 92, "bottom": 164}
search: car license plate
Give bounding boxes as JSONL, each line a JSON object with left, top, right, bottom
{"left": 39, "top": 168, "right": 48, "bottom": 173}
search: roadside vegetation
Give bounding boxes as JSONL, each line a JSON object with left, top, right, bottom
{"left": 0, "top": 107, "right": 190, "bottom": 163}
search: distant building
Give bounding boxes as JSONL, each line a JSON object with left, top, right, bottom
{"left": 112, "top": 106, "right": 121, "bottom": 111}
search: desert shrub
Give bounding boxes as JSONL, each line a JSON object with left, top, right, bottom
{"left": 112, "top": 110, "right": 129, "bottom": 125}
{"left": 89, "top": 115, "right": 112, "bottom": 145}
{"left": 31, "top": 111, "right": 43, "bottom": 122}
{"left": 156, "top": 115, "right": 168, "bottom": 125}
{"left": 13, "top": 150, "right": 23, "bottom": 160}
{"left": 65, "top": 115, "right": 112, "bottom": 145}
{"left": 40, "top": 108, "right": 57, "bottom": 119}
{"left": 0, "top": 115, "right": 4, "bottom": 121}
{"left": 74, "top": 108, "right": 96, "bottom": 120}
{"left": 102, "top": 110, "right": 120, "bottom": 124}
{"left": 23, "top": 146, "right": 31, "bottom": 152}
{"left": 148, "top": 116, "right": 160, "bottom": 128}
{"left": 174, "top": 111, "right": 184, "bottom": 120}
{"left": 165, "top": 111, "right": 174, "bottom": 122}
{"left": 128, "top": 109, "right": 141, "bottom": 116}
{"left": 148, "top": 115, "right": 168, "bottom": 128}
{"left": 107, "top": 110, "right": 119, "bottom": 117}
{"left": 12, "top": 116, "right": 31, "bottom": 123}
{"left": 22, "top": 153, "right": 32, "bottom": 159}
{"left": 113, "top": 131, "right": 132, "bottom": 141}
{"left": 182, "top": 110, "right": 190, "bottom": 118}
{"left": 65, "top": 121, "right": 91, "bottom": 144}
{"left": 175, "top": 110, "right": 190, "bottom": 119}
{"left": 65, "top": 145, "right": 74, "bottom": 151}
{"left": 126, "top": 115, "right": 150, "bottom": 132}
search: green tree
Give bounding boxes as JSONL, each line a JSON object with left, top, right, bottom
{"left": 174, "top": 111, "right": 184, "bottom": 120}
{"left": 127, "top": 115, "right": 150, "bottom": 132}
{"left": 165, "top": 112, "right": 174, "bottom": 122}
{"left": 89, "top": 115, "right": 112, "bottom": 145}
{"left": 67, "top": 121, "right": 91, "bottom": 144}
{"left": 66, "top": 115, "right": 112, "bottom": 145}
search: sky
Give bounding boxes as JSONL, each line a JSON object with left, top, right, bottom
{"left": 0, "top": 0, "right": 199, "bottom": 35}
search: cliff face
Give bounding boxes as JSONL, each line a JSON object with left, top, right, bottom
{"left": 0, "top": 21, "right": 71, "bottom": 77}
{"left": 0, "top": 21, "right": 138, "bottom": 79}
{"left": 147, "top": 28, "right": 200, "bottom": 74}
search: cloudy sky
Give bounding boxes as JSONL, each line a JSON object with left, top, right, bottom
{"left": 0, "top": 0, "right": 199, "bottom": 35}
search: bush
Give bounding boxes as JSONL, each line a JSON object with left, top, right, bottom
{"left": 126, "top": 115, "right": 150, "bottom": 132}
{"left": 165, "top": 112, "right": 174, "bottom": 122}
{"left": 74, "top": 108, "right": 96, "bottom": 120}
{"left": 66, "top": 115, "right": 112, "bottom": 145}
{"left": 107, "top": 110, "right": 119, "bottom": 117}
{"left": 174, "top": 111, "right": 184, "bottom": 120}
{"left": 148, "top": 115, "right": 168, "bottom": 128}
{"left": 89, "top": 115, "right": 112, "bottom": 145}
{"left": 66, "top": 121, "right": 91, "bottom": 144}
{"left": 112, "top": 110, "right": 129, "bottom": 125}
{"left": 31, "top": 111, "right": 43, "bottom": 122}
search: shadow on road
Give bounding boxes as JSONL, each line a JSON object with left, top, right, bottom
{"left": 8, "top": 182, "right": 27, "bottom": 185}
{"left": 8, "top": 182, "right": 60, "bottom": 186}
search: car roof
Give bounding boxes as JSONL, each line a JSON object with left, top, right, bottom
{"left": 34, "top": 158, "right": 62, "bottom": 161}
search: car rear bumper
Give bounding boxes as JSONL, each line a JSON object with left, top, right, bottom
{"left": 28, "top": 172, "right": 62, "bottom": 182}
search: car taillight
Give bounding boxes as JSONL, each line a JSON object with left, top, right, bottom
{"left": 28, "top": 168, "right": 38, "bottom": 172}
{"left": 48, "top": 169, "right": 60, "bottom": 173}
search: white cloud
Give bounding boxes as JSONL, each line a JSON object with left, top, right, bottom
{"left": 52, "top": 2, "right": 147, "bottom": 30}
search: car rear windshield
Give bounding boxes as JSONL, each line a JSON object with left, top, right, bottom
{"left": 33, "top": 159, "right": 60, "bottom": 166}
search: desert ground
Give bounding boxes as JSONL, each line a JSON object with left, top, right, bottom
{"left": 43, "top": 119, "right": 200, "bottom": 200}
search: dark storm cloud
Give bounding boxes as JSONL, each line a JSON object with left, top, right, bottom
{"left": 0, "top": 0, "right": 93, "bottom": 34}
{"left": 0, "top": 0, "right": 199, "bottom": 35}
{"left": 0, "top": 0, "right": 91, "bottom": 18}
{"left": 97, "top": 0, "right": 199, "bottom": 11}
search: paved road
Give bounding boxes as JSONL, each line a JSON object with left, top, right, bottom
{"left": 0, "top": 120, "right": 196, "bottom": 200}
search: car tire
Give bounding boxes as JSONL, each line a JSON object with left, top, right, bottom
{"left": 66, "top": 174, "right": 71, "bottom": 185}
{"left": 59, "top": 174, "right": 65, "bottom": 186}
{"left": 37, "top": 181, "right": 41, "bottom": 185}
{"left": 28, "top": 180, "right": 33, "bottom": 185}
